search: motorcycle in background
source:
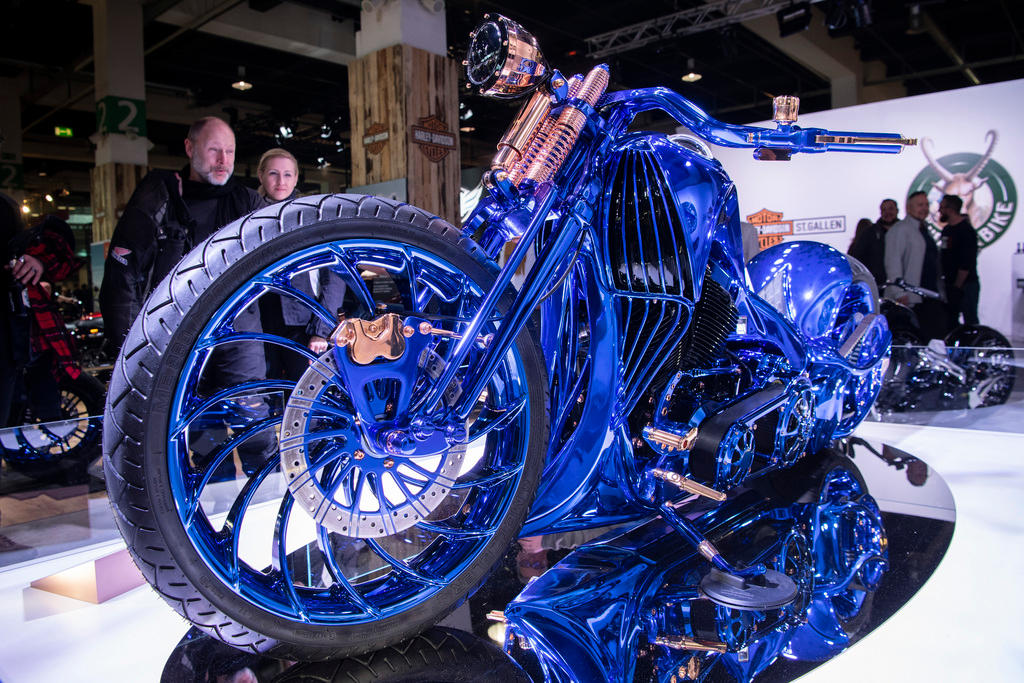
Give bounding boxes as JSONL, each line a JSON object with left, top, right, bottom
{"left": 877, "top": 279, "right": 1016, "bottom": 412}
{"left": 103, "top": 14, "right": 915, "bottom": 660}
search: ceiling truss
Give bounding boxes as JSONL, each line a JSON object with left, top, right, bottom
{"left": 584, "top": 0, "right": 821, "bottom": 59}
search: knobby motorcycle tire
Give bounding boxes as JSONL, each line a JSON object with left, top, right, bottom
{"left": 103, "top": 194, "right": 549, "bottom": 661}
{"left": 273, "top": 627, "right": 532, "bottom": 683}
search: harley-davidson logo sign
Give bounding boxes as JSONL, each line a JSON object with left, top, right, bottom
{"left": 411, "top": 115, "right": 456, "bottom": 162}
{"left": 363, "top": 123, "right": 390, "bottom": 155}
{"left": 746, "top": 208, "right": 847, "bottom": 250}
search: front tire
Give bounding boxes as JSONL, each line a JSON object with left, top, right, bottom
{"left": 103, "top": 195, "right": 548, "bottom": 661}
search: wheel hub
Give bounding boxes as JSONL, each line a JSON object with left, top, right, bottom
{"left": 281, "top": 353, "right": 465, "bottom": 538}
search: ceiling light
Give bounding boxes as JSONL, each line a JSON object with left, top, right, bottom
{"left": 681, "top": 58, "right": 702, "bottom": 83}
{"left": 906, "top": 3, "right": 926, "bottom": 35}
{"left": 278, "top": 124, "right": 293, "bottom": 139}
{"left": 45, "top": 193, "right": 54, "bottom": 202}
{"left": 320, "top": 123, "right": 332, "bottom": 138}
{"left": 21, "top": 205, "right": 30, "bottom": 214}
{"left": 232, "top": 66, "right": 253, "bottom": 91}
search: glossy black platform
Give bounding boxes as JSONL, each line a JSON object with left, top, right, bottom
{"left": 159, "top": 436, "right": 955, "bottom": 683}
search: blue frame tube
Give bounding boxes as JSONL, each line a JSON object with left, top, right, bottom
{"left": 454, "top": 212, "right": 587, "bottom": 419}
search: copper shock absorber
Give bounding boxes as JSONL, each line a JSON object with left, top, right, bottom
{"left": 491, "top": 89, "right": 553, "bottom": 175}
{"left": 524, "top": 65, "right": 609, "bottom": 185}
{"left": 508, "top": 76, "right": 583, "bottom": 186}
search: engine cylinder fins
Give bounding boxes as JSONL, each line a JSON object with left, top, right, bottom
{"left": 678, "top": 272, "right": 738, "bottom": 369}
{"left": 606, "top": 148, "right": 692, "bottom": 298}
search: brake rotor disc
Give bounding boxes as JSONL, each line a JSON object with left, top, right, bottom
{"left": 280, "top": 352, "right": 464, "bottom": 538}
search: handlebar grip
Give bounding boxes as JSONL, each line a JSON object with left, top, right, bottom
{"left": 884, "top": 280, "right": 940, "bottom": 299}
{"left": 814, "top": 134, "right": 918, "bottom": 147}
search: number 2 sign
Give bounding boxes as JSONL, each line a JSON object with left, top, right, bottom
{"left": 96, "top": 95, "right": 148, "bottom": 137}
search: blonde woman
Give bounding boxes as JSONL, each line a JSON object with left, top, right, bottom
{"left": 255, "top": 148, "right": 345, "bottom": 376}
{"left": 257, "top": 148, "right": 299, "bottom": 202}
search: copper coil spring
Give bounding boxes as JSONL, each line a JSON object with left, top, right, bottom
{"left": 508, "top": 116, "right": 555, "bottom": 185}
{"left": 524, "top": 66, "right": 609, "bottom": 185}
{"left": 575, "top": 67, "right": 609, "bottom": 106}
{"left": 508, "top": 76, "right": 583, "bottom": 186}
{"left": 524, "top": 110, "right": 588, "bottom": 184}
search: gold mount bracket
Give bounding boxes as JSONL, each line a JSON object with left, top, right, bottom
{"left": 332, "top": 313, "right": 415, "bottom": 365}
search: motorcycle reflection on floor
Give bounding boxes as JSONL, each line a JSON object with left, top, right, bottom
{"left": 876, "top": 279, "right": 1016, "bottom": 413}
{"left": 501, "top": 451, "right": 887, "bottom": 683}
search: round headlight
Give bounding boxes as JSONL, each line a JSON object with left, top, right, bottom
{"left": 466, "top": 15, "right": 547, "bottom": 98}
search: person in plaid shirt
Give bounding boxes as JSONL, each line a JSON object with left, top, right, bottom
{"left": 3, "top": 211, "right": 84, "bottom": 424}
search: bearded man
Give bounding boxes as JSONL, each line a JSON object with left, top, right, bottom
{"left": 100, "top": 116, "right": 265, "bottom": 348}
{"left": 99, "top": 116, "right": 270, "bottom": 477}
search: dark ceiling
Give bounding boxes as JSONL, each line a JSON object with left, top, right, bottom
{"left": 2, "top": 0, "right": 1023, "bottom": 200}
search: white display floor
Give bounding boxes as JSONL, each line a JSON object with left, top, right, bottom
{"left": 0, "top": 421, "right": 1021, "bottom": 682}
{"left": 804, "top": 421, "right": 1024, "bottom": 682}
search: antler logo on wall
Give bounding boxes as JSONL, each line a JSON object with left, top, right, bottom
{"left": 908, "top": 130, "right": 1017, "bottom": 250}
{"left": 411, "top": 116, "right": 456, "bottom": 163}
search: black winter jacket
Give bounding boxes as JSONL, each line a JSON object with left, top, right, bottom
{"left": 99, "top": 169, "right": 265, "bottom": 351}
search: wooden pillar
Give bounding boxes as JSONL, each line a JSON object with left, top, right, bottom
{"left": 90, "top": 163, "right": 147, "bottom": 242}
{"left": 348, "top": 44, "right": 460, "bottom": 226}
{"left": 91, "top": 0, "right": 149, "bottom": 242}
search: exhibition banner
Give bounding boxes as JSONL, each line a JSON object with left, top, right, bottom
{"left": 710, "top": 79, "right": 1024, "bottom": 341}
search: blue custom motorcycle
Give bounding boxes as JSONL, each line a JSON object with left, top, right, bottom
{"left": 103, "top": 15, "right": 912, "bottom": 661}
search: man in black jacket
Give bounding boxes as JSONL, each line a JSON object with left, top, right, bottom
{"left": 938, "top": 194, "right": 980, "bottom": 326}
{"left": 100, "top": 116, "right": 265, "bottom": 346}
{"left": 99, "top": 116, "right": 270, "bottom": 477}
{"left": 849, "top": 198, "right": 898, "bottom": 286}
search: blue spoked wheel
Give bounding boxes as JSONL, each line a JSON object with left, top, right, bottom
{"left": 103, "top": 195, "right": 548, "bottom": 661}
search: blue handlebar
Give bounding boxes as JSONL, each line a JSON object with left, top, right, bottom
{"left": 601, "top": 87, "right": 913, "bottom": 156}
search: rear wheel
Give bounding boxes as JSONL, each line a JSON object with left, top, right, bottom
{"left": 103, "top": 195, "right": 548, "bottom": 661}
{"left": 945, "top": 325, "right": 1016, "bottom": 407}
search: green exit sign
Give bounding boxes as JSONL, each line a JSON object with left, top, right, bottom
{"left": 54, "top": 126, "right": 73, "bottom": 138}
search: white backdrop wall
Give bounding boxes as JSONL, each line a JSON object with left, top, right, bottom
{"left": 707, "top": 79, "right": 1024, "bottom": 341}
